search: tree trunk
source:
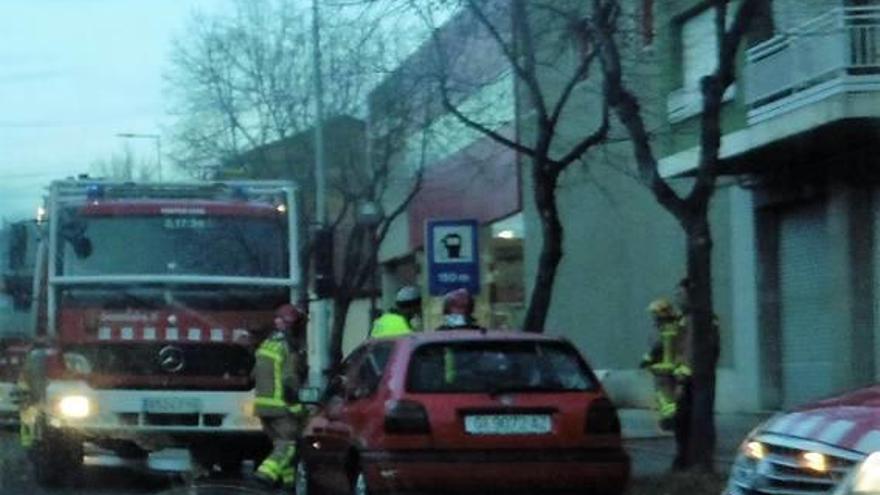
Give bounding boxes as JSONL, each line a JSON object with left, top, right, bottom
{"left": 522, "top": 165, "right": 562, "bottom": 333}
{"left": 329, "top": 294, "right": 353, "bottom": 367}
{"left": 682, "top": 211, "right": 718, "bottom": 472}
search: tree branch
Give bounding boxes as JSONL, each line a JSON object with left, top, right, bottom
{"left": 691, "top": 0, "right": 763, "bottom": 207}
{"left": 464, "top": 0, "right": 549, "bottom": 122}
{"left": 549, "top": 45, "right": 598, "bottom": 128}
{"left": 554, "top": 97, "right": 609, "bottom": 170}
{"left": 438, "top": 83, "right": 536, "bottom": 158}
{"left": 593, "top": 0, "right": 687, "bottom": 220}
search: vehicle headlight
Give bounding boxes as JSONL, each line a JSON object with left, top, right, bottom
{"left": 743, "top": 440, "right": 766, "bottom": 461}
{"left": 57, "top": 395, "right": 91, "bottom": 419}
{"left": 801, "top": 452, "right": 829, "bottom": 473}
{"left": 835, "top": 452, "right": 880, "bottom": 495}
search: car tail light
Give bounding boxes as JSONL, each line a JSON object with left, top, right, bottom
{"left": 585, "top": 397, "right": 621, "bottom": 435}
{"left": 384, "top": 400, "right": 431, "bottom": 435}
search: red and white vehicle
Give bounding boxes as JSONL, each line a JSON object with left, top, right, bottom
{"left": 726, "top": 385, "right": 880, "bottom": 495}
{"left": 18, "top": 179, "right": 301, "bottom": 486}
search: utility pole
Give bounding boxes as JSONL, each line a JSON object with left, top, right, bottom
{"left": 309, "top": 0, "right": 330, "bottom": 389}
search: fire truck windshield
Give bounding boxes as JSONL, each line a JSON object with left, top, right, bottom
{"left": 60, "top": 214, "right": 288, "bottom": 278}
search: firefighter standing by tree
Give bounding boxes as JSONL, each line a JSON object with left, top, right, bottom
{"left": 253, "top": 303, "right": 308, "bottom": 489}
{"left": 641, "top": 297, "right": 692, "bottom": 468}
{"left": 371, "top": 285, "right": 422, "bottom": 338}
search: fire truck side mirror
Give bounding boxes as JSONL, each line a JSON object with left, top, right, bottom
{"left": 313, "top": 228, "right": 335, "bottom": 299}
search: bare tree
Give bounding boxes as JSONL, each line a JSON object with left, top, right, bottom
{"left": 589, "top": 0, "right": 768, "bottom": 471}
{"left": 166, "top": 0, "right": 434, "bottom": 364}
{"left": 327, "top": 116, "right": 429, "bottom": 366}
{"left": 411, "top": 0, "right": 609, "bottom": 332}
{"left": 165, "top": 0, "right": 380, "bottom": 181}
{"left": 90, "top": 147, "right": 155, "bottom": 182}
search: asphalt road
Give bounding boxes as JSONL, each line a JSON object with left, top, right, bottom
{"left": 0, "top": 429, "right": 279, "bottom": 495}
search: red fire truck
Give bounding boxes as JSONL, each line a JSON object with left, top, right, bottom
{"left": 18, "top": 179, "right": 302, "bottom": 486}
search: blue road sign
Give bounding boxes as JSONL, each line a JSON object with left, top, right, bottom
{"left": 426, "top": 219, "right": 480, "bottom": 296}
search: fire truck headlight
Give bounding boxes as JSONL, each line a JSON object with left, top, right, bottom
{"left": 57, "top": 395, "right": 92, "bottom": 419}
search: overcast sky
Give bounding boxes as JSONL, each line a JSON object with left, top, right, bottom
{"left": 0, "top": 1, "right": 451, "bottom": 223}
{"left": 0, "top": 0, "right": 224, "bottom": 221}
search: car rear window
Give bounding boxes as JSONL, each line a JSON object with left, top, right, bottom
{"left": 406, "top": 341, "right": 597, "bottom": 393}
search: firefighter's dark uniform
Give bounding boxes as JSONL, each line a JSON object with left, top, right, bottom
{"left": 253, "top": 331, "right": 304, "bottom": 488}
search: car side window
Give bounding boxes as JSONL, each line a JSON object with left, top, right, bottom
{"left": 324, "top": 346, "right": 368, "bottom": 401}
{"left": 349, "top": 342, "right": 393, "bottom": 400}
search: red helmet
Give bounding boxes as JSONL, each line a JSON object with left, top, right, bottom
{"left": 442, "top": 288, "right": 474, "bottom": 316}
{"left": 275, "top": 304, "right": 306, "bottom": 328}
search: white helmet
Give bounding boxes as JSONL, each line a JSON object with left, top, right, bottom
{"left": 395, "top": 285, "right": 421, "bottom": 305}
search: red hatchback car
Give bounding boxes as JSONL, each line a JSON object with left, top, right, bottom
{"left": 295, "top": 330, "right": 630, "bottom": 495}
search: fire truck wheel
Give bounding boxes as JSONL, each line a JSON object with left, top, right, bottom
{"left": 30, "top": 423, "right": 84, "bottom": 487}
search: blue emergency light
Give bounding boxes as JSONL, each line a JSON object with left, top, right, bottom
{"left": 86, "top": 184, "right": 105, "bottom": 202}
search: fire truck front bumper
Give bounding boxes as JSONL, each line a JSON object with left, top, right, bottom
{"left": 43, "top": 381, "right": 265, "bottom": 448}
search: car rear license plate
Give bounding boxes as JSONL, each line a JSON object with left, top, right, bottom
{"left": 143, "top": 397, "right": 201, "bottom": 414}
{"left": 464, "top": 414, "right": 551, "bottom": 435}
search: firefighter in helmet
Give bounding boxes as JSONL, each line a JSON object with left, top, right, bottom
{"left": 436, "top": 288, "right": 484, "bottom": 385}
{"left": 437, "top": 288, "right": 483, "bottom": 330}
{"left": 371, "top": 285, "right": 422, "bottom": 338}
{"left": 641, "top": 298, "right": 691, "bottom": 434}
{"left": 253, "top": 303, "right": 308, "bottom": 489}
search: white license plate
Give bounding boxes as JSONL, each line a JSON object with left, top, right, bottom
{"left": 464, "top": 414, "right": 551, "bottom": 435}
{"left": 143, "top": 398, "right": 201, "bottom": 414}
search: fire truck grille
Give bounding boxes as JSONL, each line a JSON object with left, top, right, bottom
{"left": 115, "top": 412, "right": 227, "bottom": 428}
{"left": 72, "top": 344, "right": 254, "bottom": 378}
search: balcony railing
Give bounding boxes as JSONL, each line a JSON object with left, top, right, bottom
{"left": 745, "top": 7, "right": 880, "bottom": 123}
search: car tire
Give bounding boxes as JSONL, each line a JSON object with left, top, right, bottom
{"left": 31, "top": 422, "right": 83, "bottom": 487}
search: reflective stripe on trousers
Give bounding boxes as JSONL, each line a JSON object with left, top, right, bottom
{"left": 258, "top": 415, "right": 301, "bottom": 488}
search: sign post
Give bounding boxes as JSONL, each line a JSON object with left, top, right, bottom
{"left": 426, "top": 219, "right": 480, "bottom": 296}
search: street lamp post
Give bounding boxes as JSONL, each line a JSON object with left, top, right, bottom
{"left": 310, "top": 0, "right": 331, "bottom": 389}
{"left": 116, "top": 133, "right": 162, "bottom": 181}
{"left": 357, "top": 201, "right": 383, "bottom": 333}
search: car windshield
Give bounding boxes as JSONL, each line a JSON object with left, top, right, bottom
{"left": 60, "top": 214, "right": 287, "bottom": 278}
{"left": 407, "top": 341, "right": 596, "bottom": 393}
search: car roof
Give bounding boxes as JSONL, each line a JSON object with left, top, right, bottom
{"left": 391, "top": 330, "right": 568, "bottom": 345}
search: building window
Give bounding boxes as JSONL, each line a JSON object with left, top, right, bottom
{"left": 667, "top": 3, "right": 737, "bottom": 123}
